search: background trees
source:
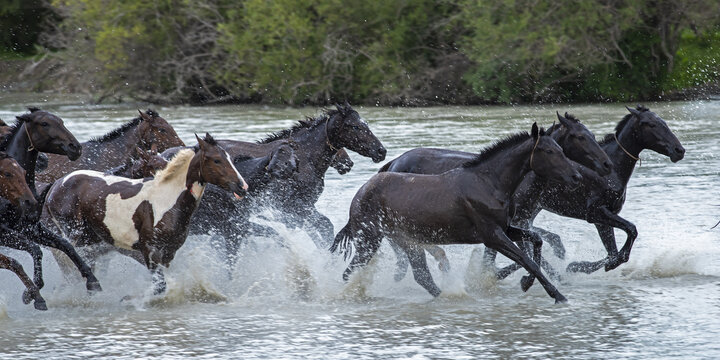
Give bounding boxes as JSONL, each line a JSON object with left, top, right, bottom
{"left": 2, "top": 0, "right": 719, "bottom": 105}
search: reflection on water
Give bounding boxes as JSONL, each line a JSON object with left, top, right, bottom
{"left": 0, "top": 94, "right": 718, "bottom": 358}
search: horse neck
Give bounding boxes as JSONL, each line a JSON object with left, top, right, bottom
{"left": 2, "top": 124, "right": 38, "bottom": 194}
{"left": 288, "top": 123, "right": 336, "bottom": 176}
{"left": 603, "top": 126, "right": 642, "bottom": 185}
{"left": 235, "top": 156, "right": 269, "bottom": 188}
{"left": 469, "top": 140, "right": 533, "bottom": 196}
{"left": 89, "top": 127, "right": 143, "bottom": 168}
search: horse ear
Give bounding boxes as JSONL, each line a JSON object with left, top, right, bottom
{"left": 625, "top": 106, "right": 640, "bottom": 116}
{"left": 344, "top": 99, "right": 351, "bottom": 108}
{"left": 556, "top": 111, "right": 571, "bottom": 127}
{"left": 195, "top": 133, "right": 206, "bottom": 150}
{"left": 138, "top": 110, "right": 152, "bottom": 121}
{"left": 28, "top": 107, "right": 41, "bottom": 113}
{"left": 335, "top": 103, "right": 345, "bottom": 115}
{"left": 203, "top": 132, "right": 216, "bottom": 145}
{"left": 16, "top": 114, "right": 31, "bottom": 122}
{"left": 0, "top": 118, "right": 6, "bottom": 126}
{"left": 531, "top": 122, "right": 539, "bottom": 139}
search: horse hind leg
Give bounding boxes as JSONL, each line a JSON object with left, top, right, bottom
{"left": 0, "top": 254, "right": 47, "bottom": 310}
{"left": 387, "top": 239, "right": 410, "bottom": 282}
{"left": 332, "top": 223, "right": 382, "bottom": 282}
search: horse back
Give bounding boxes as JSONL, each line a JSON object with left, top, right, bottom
{"left": 380, "top": 148, "right": 475, "bottom": 174}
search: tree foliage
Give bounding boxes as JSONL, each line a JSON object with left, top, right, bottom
{"left": 11, "top": 0, "right": 720, "bottom": 104}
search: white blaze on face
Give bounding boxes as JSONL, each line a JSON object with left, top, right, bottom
{"left": 224, "top": 151, "right": 248, "bottom": 191}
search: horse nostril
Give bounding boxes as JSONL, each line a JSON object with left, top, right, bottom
{"left": 604, "top": 161, "right": 612, "bottom": 169}
{"left": 675, "top": 147, "right": 685, "bottom": 154}
{"left": 379, "top": 147, "right": 387, "bottom": 156}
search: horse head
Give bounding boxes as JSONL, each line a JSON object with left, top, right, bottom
{"left": 266, "top": 141, "right": 298, "bottom": 179}
{"left": 0, "top": 152, "right": 37, "bottom": 215}
{"left": 326, "top": 102, "right": 386, "bottom": 163}
{"left": 136, "top": 109, "right": 185, "bottom": 152}
{"left": 331, "top": 148, "right": 353, "bottom": 175}
{"left": 192, "top": 133, "right": 248, "bottom": 198}
{"left": 130, "top": 146, "right": 168, "bottom": 178}
{"left": 553, "top": 112, "right": 612, "bottom": 175}
{"left": 623, "top": 105, "right": 685, "bottom": 163}
{"left": 529, "top": 122, "right": 582, "bottom": 188}
{"left": 16, "top": 108, "right": 81, "bottom": 160}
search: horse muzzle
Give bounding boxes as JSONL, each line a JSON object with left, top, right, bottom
{"left": 371, "top": 147, "right": 387, "bottom": 163}
{"left": 670, "top": 146, "right": 685, "bottom": 163}
{"left": 62, "top": 142, "right": 82, "bottom": 161}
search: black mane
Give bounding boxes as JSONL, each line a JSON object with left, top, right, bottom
{"left": 257, "top": 109, "right": 340, "bottom": 144}
{"left": 463, "top": 131, "right": 532, "bottom": 168}
{"left": 0, "top": 119, "right": 24, "bottom": 150}
{"left": 600, "top": 105, "right": 649, "bottom": 144}
{"left": 89, "top": 117, "right": 143, "bottom": 143}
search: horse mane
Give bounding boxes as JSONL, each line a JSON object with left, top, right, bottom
{"left": 154, "top": 148, "right": 194, "bottom": 183}
{"left": 233, "top": 155, "right": 254, "bottom": 163}
{"left": 600, "top": 105, "right": 649, "bottom": 144}
{"left": 0, "top": 119, "right": 24, "bottom": 150}
{"left": 89, "top": 109, "right": 161, "bottom": 143}
{"left": 257, "top": 109, "right": 340, "bottom": 144}
{"left": 462, "top": 131, "right": 531, "bottom": 168}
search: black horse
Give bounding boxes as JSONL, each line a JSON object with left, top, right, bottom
{"left": 216, "top": 102, "right": 386, "bottom": 248}
{"left": 332, "top": 123, "right": 581, "bottom": 303}
{"left": 0, "top": 108, "right": 102, "bottom": 293}
{"left": 382, "top": 112, "right": 612, "bottom": 280}
{"left": 502, "top": 106, "right": 685, "bottom": 274}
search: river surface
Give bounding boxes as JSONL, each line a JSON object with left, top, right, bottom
{"left": 0, "top": 94, "right": 718, "bottom": 359}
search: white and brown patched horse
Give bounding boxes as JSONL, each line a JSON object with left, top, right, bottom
{"left": 42, "top": 133, "right": 248, "bottom": 294}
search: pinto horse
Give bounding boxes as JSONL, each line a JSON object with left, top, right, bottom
{"left": 382, "top": 112, "right": 612, "bottom": 281}
{"left": 0, "top": 152, "right": 47, "bottom": 310}
{"left": 216, "top": 102, "right": 386, "bottom": 248}
{"left": 43, "top": 134, "right": 248, "bottom": 294}
{"left": 37, "top": 109, "right": 184, "bottom": 183}
{"left": 0, "top": 108, "right": 101, "bottom": 293}
{"left": 331, "top": 123, "right": 581, "bottom": 303}
{"left": 505, "top": 106, "right": 685, "bottom": 274}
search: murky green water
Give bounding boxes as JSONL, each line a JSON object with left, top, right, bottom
{"left": 0, "top": 94, "right": 718, "bottom": 358}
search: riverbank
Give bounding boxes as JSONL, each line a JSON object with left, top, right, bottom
{"left": 2, "top": 58, "right": 719, "bottom": 106}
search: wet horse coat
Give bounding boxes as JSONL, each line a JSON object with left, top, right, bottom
{"left": 43, "top": 135, "right": 248, "bottom": 293}
{"left": 332, "top": 124, "right": 581, "bottom": 303}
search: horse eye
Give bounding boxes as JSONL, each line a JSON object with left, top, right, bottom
{"left": 545, "top": 149, "right": 553, "bottom": 154}
{"left": 214, "top": 159, "right": 221, "bottom": 164}
{"left": 41, "top": 122, "right": 49, "bottom": 127}
{"left": 4, "top": 172, "right": 11, "bottom": 177}
{"left": 159, "top": 128, "right": 166, "bottom": 133}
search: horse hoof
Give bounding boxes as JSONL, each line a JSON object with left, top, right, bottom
{"left": 520, "top": 276, "right": 534, "bottom": 292}
{"left": 33, "top": 298, "right": 48, "bottom": 311}
{"left": 22, "top": 290, "right": 33, "bottom": 304}
{"left": 393, "top": 272, "right": 407, "bottom": 282}
{"left": 86, "top": 280, "right": 103, "bottom": 293}
{"left": 554, "top": 294, "right": 568, "bottom": 304}
{"left": 567, "top": 261, "right": 603, "bottom": 274}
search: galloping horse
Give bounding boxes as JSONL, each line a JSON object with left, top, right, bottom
{"left": 331, "top": 124, "right": 580, "bottom": 303}
{"left": 381, "top": 112, "right": 612, "bottom": 280}
{"left": 507, "top": 106, "right": 685, "bottom": 274}
{"left": 0, "top": 152, "right": 47, "bottom": 310}
{"left": 37, "top": 109, "right": 184, "bottom": 183}
{"left": 0, "top": 108, "right": 101, "bottom": 293}
{"left": 216, "top": 102, "right": 386, "bottom": 248}
{"left": 43, "top": 134, "right": 248, "bottom": 294}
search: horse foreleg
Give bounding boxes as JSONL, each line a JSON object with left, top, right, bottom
{"left": 0, "top": 227, "right": 44, "bottom": 290}
{"left": 567, "top": 207, "right": 636, "bottom": 273}
{"left": 532, "top": 226, "right": 566, "bottom": 260}
{"left": 425, "top": 245, "right": 450, "bottom": 273}
{"left": 305, "top": 207, "right": 335, "bottom": 249}
{"left": 0, "top": 254, "right": 47, "bottom": 310}
{"left": 26, "top": 223, "right": 102, "bottom": 292}
{"left": 405, "top": 247, "right": 441, "bottom": 297}
{"left": 484, "top": 227, "right": 567, "bottom": 303}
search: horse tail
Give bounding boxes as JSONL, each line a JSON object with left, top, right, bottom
{"left": 329, "top": 223, "right": 353, "bottom": 260}
{"left": 377, "top": 160, "right": 393, "bottom": 173}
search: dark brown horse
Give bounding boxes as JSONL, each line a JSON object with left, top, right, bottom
{"left": 383, "top": 112, "right": 612, "bottom": 280}
{"left": 0, "top": 108, "right": 101, "bottom": 293}
{"left": 216, "top": 102, "right": 386, "bottom": 248}
{"left": 0, "top": 152, "right": 47, "bottom": 310}
{"left": 43, "top": 134, "right": 247, "bottom": 294}
{"left": 37, "top": 109, "right": 184, "bottom": 183}
{"left": 108, "top": 146, "right": 169, "bottom": 179}
{"left": 331, "top": 124, "right": 580, "bottom": 303}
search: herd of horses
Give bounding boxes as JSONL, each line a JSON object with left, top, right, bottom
{"left": 0, "top": 103, "right": 684, "bottom": 310}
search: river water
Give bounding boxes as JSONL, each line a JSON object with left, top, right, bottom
{"left": 0, "top": 94, "right": 718, "bottom": 358}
